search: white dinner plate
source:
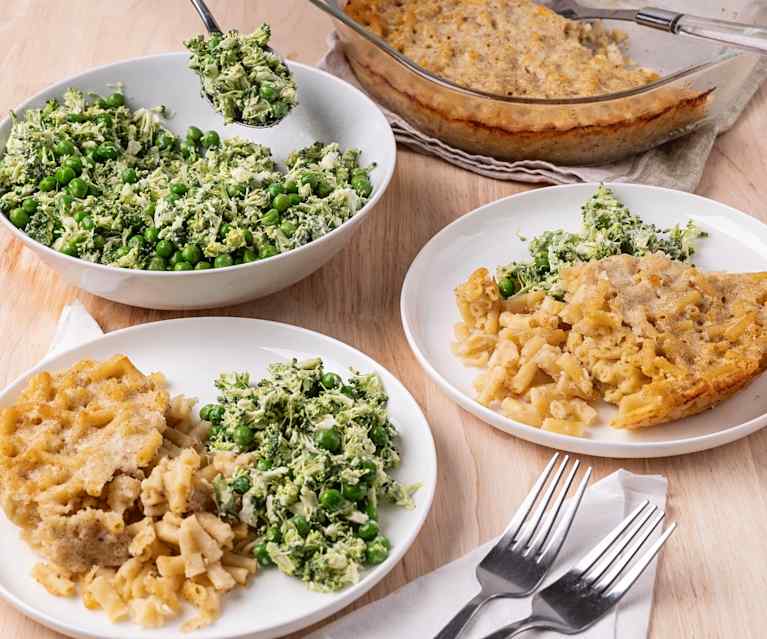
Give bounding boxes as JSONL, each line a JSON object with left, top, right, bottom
{"left": 401, "top": 183, "right": 767, "bottom": 458}
{"left": 0, "top": 318, "right": 436, "bottom": 639}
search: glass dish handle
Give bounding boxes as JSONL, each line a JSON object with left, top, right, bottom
{"left": 637, "top": 8, "right": 767, "bottom": 55}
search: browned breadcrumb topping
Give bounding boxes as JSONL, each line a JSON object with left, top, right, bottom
{"left": 345, "top": 0, "right": 660, "bottom": 98}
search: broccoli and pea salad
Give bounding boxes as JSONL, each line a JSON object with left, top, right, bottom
{"left": 0, "top": 88, "right": 374, "bottom": 271}
{"left": 200, "top": 358, "right": 418, "bottom": 592}
{"left": 496, "top": 185, "right": 708, "bottom": 299}
{"left": 185, "top": 24, "right": 297, "bottom": 126}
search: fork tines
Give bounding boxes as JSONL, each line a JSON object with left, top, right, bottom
{"left": 576, "top": 499, "right": 676, "bottom": 598}
{"left": 501, "top": 452, "right": 593, "bottom": 564}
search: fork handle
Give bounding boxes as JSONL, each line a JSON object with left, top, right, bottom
{"left": 479, "top": 614, "right": 549, "bottom": 639}
{"left": 636, "top": 8, "right": 767, "bottom": 55}
{"left": 433, "top": 592, "right": 492, "bottom": 639}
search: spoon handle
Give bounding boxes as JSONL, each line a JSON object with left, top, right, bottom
{"left": 636, "top": 7, "right": 767, "bottom": 55}
{"left": 189, "top": 0, "right": 223, "bottom": 35}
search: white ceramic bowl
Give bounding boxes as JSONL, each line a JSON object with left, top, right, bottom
{"left": 402, "top": 183, "right": 767, "bottom": 458}
{"left": 0, "top": 54, "right": 396, "bottom": 310}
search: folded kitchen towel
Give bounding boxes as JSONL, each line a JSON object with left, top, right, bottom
{"left": 47, "top": 305, "right": 669, "bottom": 639}
{"left": 319, "top": 30, "right": 767, "bottom": 192}
{"left": 306, "top": 469, "right": 668, "bottom": 639}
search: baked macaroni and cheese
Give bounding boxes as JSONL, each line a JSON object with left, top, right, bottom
{"left": 452, "top": 187, "right": 767, "bottom": 435}
{"left": 340, "top": 0, "right": 711, "bottom": 163}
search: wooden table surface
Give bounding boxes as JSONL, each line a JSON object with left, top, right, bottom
{"left": 2, "top": 2, "right": 767, "bottom": 637}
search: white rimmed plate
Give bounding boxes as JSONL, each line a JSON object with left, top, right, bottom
{"left": 0, "top": 54, "right": 396, "bottom": 309}
{"left": 401, "top": 183, "right": 767, "bottom": 458}
{"left": 0, "top": 318, "right": 436, "bottom": 639}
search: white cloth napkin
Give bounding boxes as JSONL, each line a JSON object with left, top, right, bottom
{"left": 319, "top": 30, "right": 767, "bottom": 192}
{"left": 307, "top": 470, "right": 668, "bottom": 639}
{"left": 46, "top": 305, "right": 669, "bottom": 639}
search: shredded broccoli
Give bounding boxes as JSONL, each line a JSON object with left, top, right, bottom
{"left": 202, "top": 358, "right": 418, "bottom": 592}
{"left": 496, "top": 185, "right": 708, "bottom": 299}
{"left": 185, "top": 24, "right": 297, "bottom": 126}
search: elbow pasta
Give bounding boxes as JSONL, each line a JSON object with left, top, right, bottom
{"left": 453, "top": 254, "right": 767, "bottom": 432}
{"left": 0, "top": 355, "right": 258, "bottom": 631}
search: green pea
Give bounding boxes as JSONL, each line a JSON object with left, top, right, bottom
{"left": 143, "top": 226, "right": 160, "bottom": 243}
{"left": 360, "top": 459, "right": 378, "bottom": 481}
{"left": 319, "top": 488, "right": 343, "bottom": 510}
{"left": 208, "top": 405, "right": 226, "bottom": 423}
{"left": 93, "top": 234, "right": 106, "bottom": 250}
{"left": 180, "top": 141, "right": 196, "bottom": 158}
{"left": 166, "top": 192, "right": 180, "bottom": 204}
{"left": 498, "top": 276, "right": 520, "bottom": 298}
{"left": 300, "top": 172, "right": 319, "bottom": 189}
{"left": 73, "top": 210, "right": 87, "bottom": 223}
{"left": 63, "top": 156, "right": 83, "bottom": 176}
{"left": 358, "top": 520, "right": 379, "bottom": 541}
{"left": 181, "top": 244, "right": 202, "bottom": 264}
{"left": 243, "top": 229, "right": 253, "bottom": 245}
{"left": 253, "top": 543, "right": 272, "bottom": 567}
{"left": 265, "top": 526, "right": 281, "bottom": 543}
{"left": 288, "top": 193, "right": 301, "bottom": 206}
{"left": 21, "top": 198, "right": 38, "bottom": 214}
{"left": 55, "top": 166, "right": 76, "bottom": 186}
{"left": 370, "top": 425, "right": 389, "bottom": 448}
{"left": 60, "top": 240, "right": 79, "bottom": 257}
{"left": 171, "top": 182, "right": 188, "bottom": 196}
{"left": 267, "top": 183, "right": 283, "bottom": 198}
{"left": 321, "top": 372, "right": 342, "bottom": 389}
{"left": 284, "top": 179, "right": 298, "bottom": 193}
{"left": 341, "top": 385, "right": 358, "bottom": 400}
{"left": 97, "top": 97, "right": 109, "bottom": 108}
{"left": 67, "top": 112, "right": 85, "bottom": 123}
{"left": 366, "top": 538, "right": 390, "bottom": 565}
{"left": 187, "top": 126, "right": 203, "bottom": 143}
{"left": 173, "top": 261, "right": 193, "bottom": 271}
{"left": 128, "top": 235, "right": 145, "bottom": 250}
{"left": 280, "top": 220, "right": 297, "bottom": 237}
{"left": 106, "top": 92, "right": 125, "bottom": 108}
{"left": 115, "top": 245, "right": 130, "bottom": 258}
{"left": 195, "top": 261, "right": 212, "bottom": 270}
{"left": 39, "top": 176, "right": 57, "bottom": 192}
{"left": 317, "top": 181, "right": 333, "bottom": 197}
{"left": 147, "top": 256, "right": 167, "bottom": 271}
{"left": 231, "top": 475, "right": 251, "bottom": 494}
{"left": 54, "top": 140, "right": 75, "bottom": 157}
{"left": 261, "top": 209, "right": 280, "bottom": 226}
{"left": 292, "top": 515, "right": 310, "bottom": 537}
{"left": 169, "top": 250, "right": 183, "bottom": 266}
{"left": 60, "top": 194, "right": 74, "bottom": 209}
{"left": 214, "top": 254, "right": 233, "bottom": 268}
{"left": 351, "top": 175, "right": 373, "bottom": 196}
{"left": 226, "top": 183, "right": 244, "bottom": 198}
{"left": 155, "top": 239, "right": 175, "bottom": 258}
{"left": 242, "top": 248, "right": 258, "bottom": 263}
{"left": 201, "top": 130, "right": 220, "bottom": 148}
{"left": 259, "top": 83, "right": 277, "bottom": 100}
{"left": 259, "top": 243, "right": 279, "bottom": 259}
{"left": 9, "top": 208, "right": 29, "bottom": 229}
{"left": 157, "top": 132, "right": 176, "bottom": 151}
{"left": 272, "top": 193, "right": 290, "bottom": 213}
{"left": 122, "top": 168, "right": 138, "bottom": 184}
{"left": 219, "top": 223, "right": 232, "bottom": 238}
{"left": 256, "top": 458, "right": 273, "bottom": 471}
{"left": 67, "top": 178, "right": 88, "bottom": 198}
{"left": 96, "top": 143, "right": 119, "bottom": 161}
{"left": 80, "top": 216, "right": 94, "bottom": 230}
{"left": 199, "top": 404, "right": 214, "bottom": 421}
{"left": 316, "top": 428, "right": 341, "bottom": 453}
{"left": 342, "top": 482, "right": 367, "bottom": 502}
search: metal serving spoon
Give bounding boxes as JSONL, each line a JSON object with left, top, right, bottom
{"left": 547, "top": 0, "right": 767, "bottom": 55}
{"left": 188, "top": 0, "right": 291, "bottom": 128}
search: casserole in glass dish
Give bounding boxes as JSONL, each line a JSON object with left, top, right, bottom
{"left": 309, "top": 0, "right": 764, "bottom": 165}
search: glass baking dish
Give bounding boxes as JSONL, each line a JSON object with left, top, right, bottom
{"left": 308, "top": 0, "right": 764, "bottom": 165}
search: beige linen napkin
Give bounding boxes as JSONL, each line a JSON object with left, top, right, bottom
{"left": 319, "top": 31, "right": 767, "bottom": 192}
{"left": 307, "top": 469, "right": 668, "bottom": 639}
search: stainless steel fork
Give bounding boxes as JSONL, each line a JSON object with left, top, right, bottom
{"left": 434, "top": 453, "right": 592, "bottom": 639}
{"left": 480, "top": 499, "right": 676, "bottom": 639}
{"left": 546, "top": 0, "right": 767, "bottom": 55}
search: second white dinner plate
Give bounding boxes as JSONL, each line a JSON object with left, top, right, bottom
{"left": 401, "top": 183, "right": 767, "bottom": 458}
{"left": 0, "top": 318, "right": 437, "bottom": 639}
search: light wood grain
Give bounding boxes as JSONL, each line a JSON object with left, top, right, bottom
{"left": 2, "top": 2, "right": 767, "bottom": 637}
